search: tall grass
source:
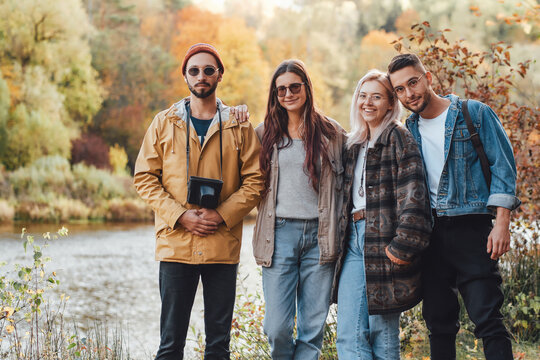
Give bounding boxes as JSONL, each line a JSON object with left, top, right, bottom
{"left": 0, "top": 228, "right": 132, "bottom": 360}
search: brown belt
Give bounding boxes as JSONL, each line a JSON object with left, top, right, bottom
{"left": 352, "top": 209, "right": 366, "bottom": 222}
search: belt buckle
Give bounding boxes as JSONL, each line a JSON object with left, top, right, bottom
{"left": 353, "top": 209, "right": 365, "bottom": 222}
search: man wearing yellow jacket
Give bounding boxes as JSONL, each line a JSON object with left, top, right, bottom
{"left": 134, "top": 43, "right": 263, "bottom": 360}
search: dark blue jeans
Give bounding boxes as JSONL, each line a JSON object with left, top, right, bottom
{"left": 155, "top": 262, "right": 238, "bottom": 360}
{"left": 422, "top": 214, "right": 513, "bottom": 360}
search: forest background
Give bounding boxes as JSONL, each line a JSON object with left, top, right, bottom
{"left": 0, "top": 0, "right": 538, "bottom": 223}
{"left": 0, "top": 0, "right": 538, "bottom": 359}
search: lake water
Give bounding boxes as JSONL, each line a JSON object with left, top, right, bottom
{"left": 0, "top": 221, "right": 262, "bottom": 359}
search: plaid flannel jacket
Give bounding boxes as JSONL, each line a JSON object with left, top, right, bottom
{"left": 332, "top": 121, "right": 432, "bottom": 314}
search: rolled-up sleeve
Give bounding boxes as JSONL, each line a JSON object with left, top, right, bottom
{"left": 478, "top": 104, "right": 521, "bottom": 211}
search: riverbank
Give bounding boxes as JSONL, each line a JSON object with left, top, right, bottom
{"left": 0, "top": 156, "right": 152, "bottom": 223}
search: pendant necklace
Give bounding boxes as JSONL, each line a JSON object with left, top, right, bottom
{"left": 358, "top": 142, "right": 368, "bottom": 197}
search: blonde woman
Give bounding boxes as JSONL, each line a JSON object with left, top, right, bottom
{"left": 333, "top": 70, "right": 431, "bottom": 359}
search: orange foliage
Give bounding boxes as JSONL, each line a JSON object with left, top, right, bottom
{"left": 167, "top": 6, "right": 223, "bottom": 100}
{"left": 356, "top": 30, "right": 400, "bottom": 73}
{"left": 263, "top": 35, "right": 310, "bottom": 69}
{"left": 166, "top": 6, "right": 269, "bottom": 121}
{"left": 0, "top": 65, "right": 20, "bottom": 107}
{"left": 395, "top": 9, "right": 420, "bottom": 35}
{"left": 361, "top": 30, "right": 399, "bottom": 50}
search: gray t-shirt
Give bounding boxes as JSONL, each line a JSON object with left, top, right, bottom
{"left": 275, "top": 139, "right": 319, "bottom": 219}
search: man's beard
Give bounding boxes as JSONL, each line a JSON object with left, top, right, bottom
{"left": 188, "top": 81, "right": 218, "bottom": 99}
{"left": 404, "top": 90, "right": 431, "bottom": 114}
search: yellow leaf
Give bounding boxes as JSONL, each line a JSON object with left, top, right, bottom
{"left": 6, "top": 325, "right": 14, "bottom": 333}
{"left": 1, "top": 306, "right": 14, "bottom": 317}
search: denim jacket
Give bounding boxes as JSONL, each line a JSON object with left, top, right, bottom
{"left": 405, "top": 94, "right": 520, "bottom": 217}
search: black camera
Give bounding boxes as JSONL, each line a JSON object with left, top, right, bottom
{"left": 184, "top": 101, "right": 225, "bottom": 209}
{"left": 187, "top": 176, "right": 223, "bottom": 209}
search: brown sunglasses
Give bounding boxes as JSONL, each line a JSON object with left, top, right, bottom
{"left": 276, "top": 83, "right": 305, "bottom": 97}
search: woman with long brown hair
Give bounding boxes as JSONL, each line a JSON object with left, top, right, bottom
{"left": 252, "top": 59, "right": 346, "bottom": 359}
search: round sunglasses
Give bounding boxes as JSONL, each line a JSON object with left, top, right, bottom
{"left": 187, "top": 66, "right": 220, "bottom": 77}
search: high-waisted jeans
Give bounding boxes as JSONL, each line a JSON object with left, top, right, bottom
{"left": 262, "top": 218, "right": 334, "bottom": 360}
{"left": 337, "top": 220, "right": 401, "bottom": 360}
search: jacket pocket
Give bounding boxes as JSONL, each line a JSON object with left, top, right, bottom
{"left": 390, "top": 259, "right": 421, "bottom": 306}
{"left": 450, "top": 124, "right": 474, "bottom": 159}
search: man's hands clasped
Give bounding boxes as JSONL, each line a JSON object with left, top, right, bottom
{"left": 177, "top": 209, "right": 224, "bottom": 237}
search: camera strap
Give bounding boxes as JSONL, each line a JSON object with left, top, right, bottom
{"left": 185, "top": 101, "right": 223, "bottom": 182}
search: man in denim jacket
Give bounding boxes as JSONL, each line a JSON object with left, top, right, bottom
{"left": 388, "top": 53, "right": 520, "bottom": 360}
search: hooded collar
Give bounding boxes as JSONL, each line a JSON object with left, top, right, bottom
{"left": 172, "top": 97, "right": 232, "bottom": 129}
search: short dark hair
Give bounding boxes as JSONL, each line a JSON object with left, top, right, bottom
{"left": 387, "top": 53, "right": 424, "bottom": 74}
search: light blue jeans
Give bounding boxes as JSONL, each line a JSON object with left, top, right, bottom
{"left": 262, "top": 217, "right": 334, "bottom": 360}
{"left": 337, "top": 220, "right": 401, "bottom": 360}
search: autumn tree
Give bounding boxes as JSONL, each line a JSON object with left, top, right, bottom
{"left": 0, "top": 0, "right": 103, "bottom": 170}
{"left": 84, "top": 0, "right": 180, "bottom": 168}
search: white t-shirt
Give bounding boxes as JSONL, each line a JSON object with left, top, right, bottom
{"left": 351, "top": 140, "right": 374, "bottom": 213}
{"left": 418, "top": 106, "right": 449, "bottom": 208}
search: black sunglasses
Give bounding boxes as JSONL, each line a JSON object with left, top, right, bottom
{"left": 187, "top": 66, "right": 219, "bottom": 77}
{"left": 276, "top": 82, "right": 305, "bottom": 97}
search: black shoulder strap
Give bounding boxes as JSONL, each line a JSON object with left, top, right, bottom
{"left": 462, "top": 100, "right": 491, "bottom": 189}
{"left": 186, "top": 103, "right": 191, "bottom": 182}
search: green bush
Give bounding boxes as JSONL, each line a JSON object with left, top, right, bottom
{"left": 505, "top": 293, "right": 540, "bottom": 343}
{"left": 501, "top": 220, "right": 540, "bottom": 343}
{"left": 5, "top": 155, "right": 147, "bottom": 222}
{"left": 9, "top": 156, "right": 73, "bottom": 203}
{"left": 71, "top": 163, "right": 131, "bottom": 203}
{"left": 0, "top": 165, "right": 12, "bottom": 200}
